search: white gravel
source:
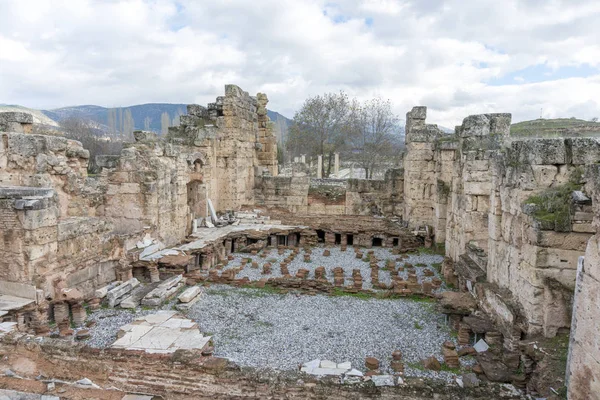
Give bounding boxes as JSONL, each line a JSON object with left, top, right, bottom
{"left": 187, "top": 284, "right": 465, "bottom": 381}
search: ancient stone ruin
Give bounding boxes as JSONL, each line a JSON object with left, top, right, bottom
{"left": 0, "top": 85, "right": 598, "bottom": 399}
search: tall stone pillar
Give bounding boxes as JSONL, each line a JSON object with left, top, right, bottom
{"left": 317, "top": 155, "right": 323, "bottom": 179}
{"left": 334, "top": 153, "right": 340, "bottom": 176}
{"left": 301, "top": 154, "right": 306, "bottom": 163}
{"left": 403, "top": 106, "right": 442, "bottom": 228}
{"left": 446, "top": 113, "right": 510, "bottom": 262}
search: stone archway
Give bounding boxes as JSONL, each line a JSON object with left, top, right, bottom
{"left": 187, "top": 179, "right": 207, "bottom": 234}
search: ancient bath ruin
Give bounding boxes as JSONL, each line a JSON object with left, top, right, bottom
{"left": 0, "top": 85, "right": 598, "bottom": 399}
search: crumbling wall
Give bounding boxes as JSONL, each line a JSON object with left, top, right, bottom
{"left": 432, "top": 140, "right": 457, "bottom": 244}
{"left": 567, "top": 164, "right": 600, "bottom": 400}
{"left": 254, "top": 170, "right": 404, "bottom": 217}
{"left": 403, "top": 109, "right": 598, "bottom": 338}
{"left": 403, "top": 107, "right": 443, "bottom": 228}
{"left": 346, "top": 169, "right": 404, "bottom": 216}
{"left": 0, "top": 85, "right": 277, "bottom": 301}
{"left": 254, "top": 175, "right": 310, "bottom": 213}
{"left": 256, "top": 92, "right": 278, "bottom": 176}
{"left": 484, "top": 138, "right": 598, "bottom": 337}
{"left": 445, "top": 113, "right": 510, "bottom": 263}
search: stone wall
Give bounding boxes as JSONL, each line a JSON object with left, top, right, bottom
{"left": 346, "top": 169, "right": 404, "bottom": 216}
{"left": 403, "top": 107, "right": 599, "bottom": 339}
{"left": 0, "top": 337, "right": 526, "bottom": 400}
{"left": 484, "top": 138, "right": 597, "bottom": 337}
{"left": 567, "top": 165, "right": 600, "bottom": 400}
{"left": 0, "top": 85, "right": 278, "bottom": 302}
{"left": 254, "top": 170, "right": 404, "bottom": 217}
{"left": 403, "top": 107, "right": 443, "bottom": 228}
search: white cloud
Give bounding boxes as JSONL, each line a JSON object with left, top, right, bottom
{"left": 0, "top": 0, "right": 599, "bottom": 127}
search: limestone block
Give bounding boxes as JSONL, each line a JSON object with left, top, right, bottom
{"left": 464, "top": 181, "right": 492, "bottom": 196}
{"left": 405, "top": 149, "right": 434, "bottom": 161}
{"left": 26, "top": 242, "right": 57, "bottom": 261}
{"left": 178, "top": 286, "right": 202, "bottom": 303}
{"left": 536, "top": 247, "right": 581, "bottom": 270}
{"left": 538, "top": 231, "right": 590, "bottom": 251}
{"left": 142, "top": 275, "right": 183, "bottom": 306}
{"left": 410, "top": 106, "right": 427, "bottom": 120}
{"left": 512, "top": 139, "right": 566, "bottom": 165}
{"left": 537, "top": 268, "right": 576, "bottom": 291}
{"left": 95, "top": 281, "right": 121, "bottom": 299}
{"left": 573, "top": 223, "right": 595, "bottom": 234}
{"left": 460, "top": 114, "right": 491, "bottom": 137}
{"left": 120, "top": 285, "right": 157, "bottom": 309}
{"left": 567, "top": 137, "right": 600, "bottom": 165}
{"left": 530, "top": 165, "right": 559, "bottom": 187}
{"left": 107, "top": 278, "right": 140, "bottom": 307}
{"left": 464, "top": 170, "right": 491, "bottom": 182}
{"left": 464, "top": 160, "right": 490, "bottom": 171}
{"left": 488, "top": 215, "right": 502, "bottom": 241}
{"left": 440, "top": 149, "right": 456, "bottom": 161}
{"left": 573, "top": 212, "right": 593, "bottom": 222}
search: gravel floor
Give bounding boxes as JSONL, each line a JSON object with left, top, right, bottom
{"left": 220, "top": 246, "right": 446, "bottom": 291}
{"left": 84, "top": 248, "right": 475, "bottom": 382}
{"left": 185, "top": 284, "right": 473, "bottom": 381}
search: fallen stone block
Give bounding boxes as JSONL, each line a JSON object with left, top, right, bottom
{"left": 107, "top": 278, "right": 140, "bottom": 307}
{"left": 175, "top": 294, "right": 202, "bottom": 311}
{"left": 120, "top": 284, "right": 158, "bottom": 309}
{"left": 142, "top": 275, "right": 183, "bottom": 306}
{"left": 178, "top": 286, "right": 202, "bottom": 303}
{"left": 372, "top": 375, "right": 395, "bottom": 387}
{"left": 423, "top": 356, "right": 441, "bottom": 371}
{"left": 94, "top": 281, "right": 121, "bottom": 299}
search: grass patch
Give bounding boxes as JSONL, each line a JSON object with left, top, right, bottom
{"left": 440, "top": 364, "right": 461, "bottom": 374}
{"left": 330, "top": 288, "right": 372, "bottom": 300}
{"left": 510, "top": 118, "right": 600, "bottom": 137}
{"left": 431, "top": 262, "right": 442, "bottom": 272}
{"left": 414, "top": 321, "right": 423, "bottom": 330}
{"left": 417, "top": 245, "right": 445, "bottom": 256}
{"left": 415, "top": 263, "right": 426, "bottom": 267}
{"left": 239, "top": 284, "right": 284, "bottom": 296}
{"left": 207, "top": 285, "right": 283, "bottom": 298}
{"left": 524, "top": 181, "right": 581, "bottom": 230}
{"left": 407, "top": 362, "right": 425, "bottom": 371}
{"left": 255, "top": 320, "right": 274, "bottom": 328}
{"left": 405, "top": 294, "right": 435, "bottom": 303}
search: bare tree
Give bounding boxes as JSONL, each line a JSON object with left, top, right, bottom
{"left": 107, "top": 108, "right": 117, "bottom": 136}
{"left": 60, "top": 117, "right": 124, "bottom": 173}
{"left": 287, "top": 91, "right": 350, "bottom": 177}
{"left": 347, "top": 97, "right": 401, "bottom": 179}
{"left": 160, "top": 112, "right": 170, "bottom": 136}
{"left": 122, "top": 109, "right": 134, "bottom": 140}
{"left": 172, "top": 108, "right": 184, "bottom": 127}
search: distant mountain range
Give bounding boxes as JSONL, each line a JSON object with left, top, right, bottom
{"left": 0, "top": 103, "right": 293, "bottom": 141}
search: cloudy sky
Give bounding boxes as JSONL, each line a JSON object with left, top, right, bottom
{"left": 1, "top": 0, "right": 599, "bottom": 127}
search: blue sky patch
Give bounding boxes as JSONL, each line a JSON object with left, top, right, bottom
{"left": 488, "top": 63, "right": 599, "bottom": 86}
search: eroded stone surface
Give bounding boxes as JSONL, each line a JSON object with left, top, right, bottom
{"left": 111, "top": 311, "right": 211, "bottom": 354}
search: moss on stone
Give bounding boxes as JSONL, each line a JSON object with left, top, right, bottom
{"left": 524, "top": 181, "right": 581, "bottom": 230}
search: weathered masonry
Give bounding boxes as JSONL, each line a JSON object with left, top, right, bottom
{"left": 0, "top": 86, "right": 599, "bottom": 399}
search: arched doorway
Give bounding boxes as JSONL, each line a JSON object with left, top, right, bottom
{"left": 187, "top": 180, "right": 207, "bottom": 234}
